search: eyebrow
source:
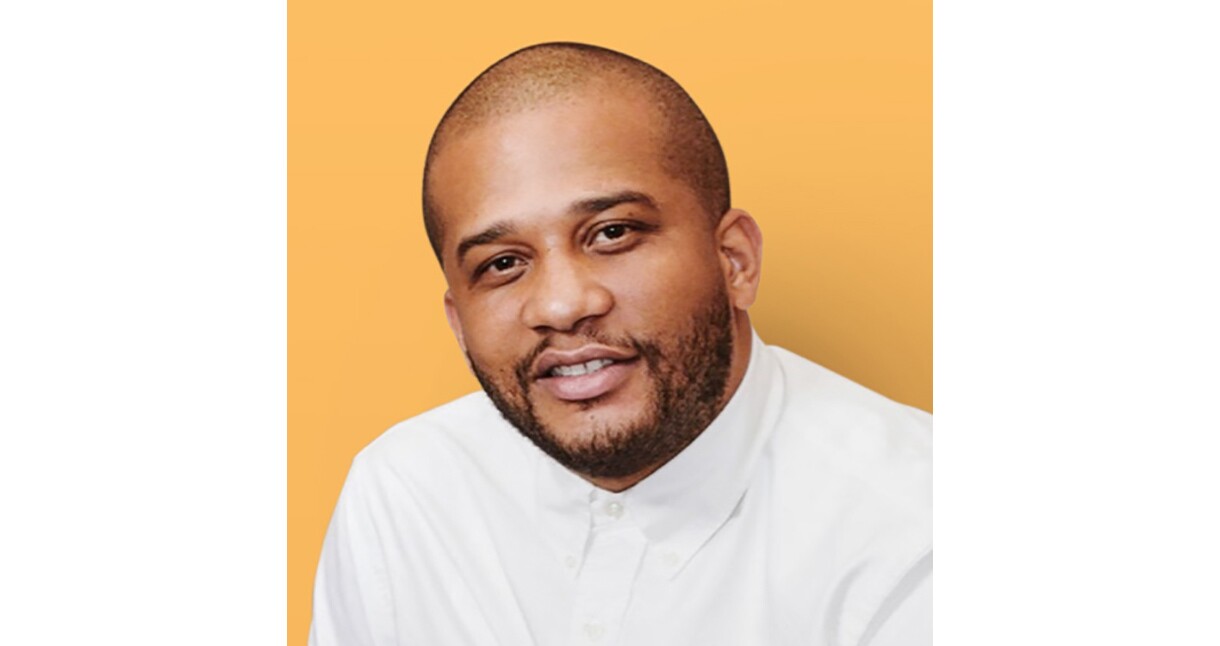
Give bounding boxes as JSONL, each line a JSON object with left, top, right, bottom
{"left": 453, "top": 190, "right": 659, "bottom": 266}
{"left": 568, "top": 190, "right": 658, "bottom": 216}
{"left": 455, "top": 222, "right": 517, "bottom": 266}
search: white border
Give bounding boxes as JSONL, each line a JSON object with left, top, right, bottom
{"left": 0, "top": 1, "right": 285, "bottom": 643}
{"left": 937, "top": 0, "right": 1220, "bottom": 643}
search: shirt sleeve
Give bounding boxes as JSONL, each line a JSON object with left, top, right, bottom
{"left": 859, "top": 552, "right": 932, "bottom": 646}
{"left": 309, "top": 458, "right": 394, "bottom": 646}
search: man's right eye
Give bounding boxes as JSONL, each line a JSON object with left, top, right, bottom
{"left": 474, "top": 255, "right": 526, "bottom": 284}
{"left": 490, "top": 256, "right": 519, "bottom": 272}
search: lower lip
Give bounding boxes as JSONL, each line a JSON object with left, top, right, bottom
{"left": 535, "top": 360, "right": 637, "bottom": 402}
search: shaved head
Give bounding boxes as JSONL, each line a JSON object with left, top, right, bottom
{"left": 422, "top": 42, "right": 730, "bottom": 263}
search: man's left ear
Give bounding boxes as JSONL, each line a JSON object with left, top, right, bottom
{"left": 716, "top": 209, "right": 763, "bottom": 310}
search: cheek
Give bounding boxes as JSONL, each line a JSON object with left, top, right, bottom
{"left": 457, "top": 302, "right": 525, "bottom": 367}
{"left": 602, "top": 243, "right": 723, "bottom": 327}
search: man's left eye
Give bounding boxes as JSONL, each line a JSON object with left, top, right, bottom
{"left": 593, "top": 224, "right": 631, "bottom": 243}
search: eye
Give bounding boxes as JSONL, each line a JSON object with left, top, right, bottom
{"left": 474, "top": 254, "right": 527, "bottom": 285}
{"left": 597, "top": 224, "right": 629, "bottom": 241}
{"left": 590, "top": 222, "right": 640, "bottom": 247}
{"left": 490, "top": 256, "right": 520, "bottom": 272}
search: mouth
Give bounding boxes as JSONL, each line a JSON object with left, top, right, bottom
{"left": 546, "top": 357, "right": 618, "bottom": 378}
{"left": 532, "top": 346, "right": 640, "bottom": 402}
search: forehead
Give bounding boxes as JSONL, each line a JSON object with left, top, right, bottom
{"left": 427, "top": 89, "right": 682, "bottom": 241}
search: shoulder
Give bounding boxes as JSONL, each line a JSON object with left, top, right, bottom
{"left": 761, "top": 345, "right": 931, "bottom": 644}
{"left": 767, "top": 344, "right": 931, "bottom": 518}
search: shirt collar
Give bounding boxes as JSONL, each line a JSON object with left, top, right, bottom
{"left": 532, "top": 330, "right": 785, "bottom": 578}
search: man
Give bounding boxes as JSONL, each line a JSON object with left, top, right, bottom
{"left": 311, "top": 42, "right": 930, "bottom": 646}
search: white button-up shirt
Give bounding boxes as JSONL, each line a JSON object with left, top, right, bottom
{"left": 311, "top": 333, "right": 931, "bottom": 645}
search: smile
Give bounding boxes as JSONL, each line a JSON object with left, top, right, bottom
{"left": 534, "top": 350, "right": 639, "bottom": 403}
{"left": 531, "top": 344, "right": 639, "bottom": 381}
{"left": 549, "top": 358, "right": 616, "bottom": 378}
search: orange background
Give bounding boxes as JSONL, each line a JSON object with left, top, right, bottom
{"left": 289, "top": 0, "right": 929, "bottom": 642}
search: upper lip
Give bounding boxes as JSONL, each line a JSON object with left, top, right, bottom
{"left": 533, "top": 345, "right": 638, "bottom": 379}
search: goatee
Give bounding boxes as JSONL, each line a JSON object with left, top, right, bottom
{"left": 469, "top": 289, "right": 735, "bottom": 480}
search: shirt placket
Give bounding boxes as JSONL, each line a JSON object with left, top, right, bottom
{"left": 568, "top": 492, "right": 646, "bottom": 645}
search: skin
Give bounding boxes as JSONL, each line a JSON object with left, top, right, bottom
{"left": 429, "top": 82, "right": 763, "bottom": 491}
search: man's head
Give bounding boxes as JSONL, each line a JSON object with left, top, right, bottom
{"left": 423, "top": 43, "right": 730, "bottom": 262}
{"left": 423, "top": 43, "right": 763, "bottom": 490}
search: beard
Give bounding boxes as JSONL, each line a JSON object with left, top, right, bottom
{"left": 468, "top": 287, "right": 735, "bottom": 480}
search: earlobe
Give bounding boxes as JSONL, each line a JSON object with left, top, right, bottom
{"left": 443, "top": 290, "right": 467, "bottom": 354}
{"left": 716, "top": 209, "right": 764, "bottom": 310}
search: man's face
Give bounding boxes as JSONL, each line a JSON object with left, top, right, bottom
{"left": 429, "top": 86, "right": 738, "bottom": 481}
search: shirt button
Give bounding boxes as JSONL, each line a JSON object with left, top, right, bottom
{"left": 584, "top": 621, "right": 606, "bottom": 641}
{"left": 565, "top": 554, "right": 578, "bottom": 569}
{"left": 663, "top": 550, "right": 680, "bottom": 567}
{"left": 605, "top": 501, "right": 624, "bottom": 519}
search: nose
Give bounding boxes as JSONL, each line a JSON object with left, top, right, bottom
{"left": 520, "top": 253, "right": 614, "bottom": 333}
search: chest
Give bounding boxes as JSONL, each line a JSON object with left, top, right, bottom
{"left": 382, "top": 491, "right": 853, "bottom": 646}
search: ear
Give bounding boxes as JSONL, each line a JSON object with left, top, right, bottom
{"left": 443, "top": 290, "right": 467, "bottom": 354}
{"left": 715, "top": 209, "right": 763, "bottom": 310}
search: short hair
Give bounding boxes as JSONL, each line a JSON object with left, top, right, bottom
{"left": 421, "top": 42, "right": 731, "bottom": 263}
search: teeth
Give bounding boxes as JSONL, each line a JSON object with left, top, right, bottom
{"left": 551, "top": 358, "right": 614, "bottom": 377}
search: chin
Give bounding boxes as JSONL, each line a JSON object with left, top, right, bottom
{"left": 536, "top": 398, "right": 649, "bottom": 444}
